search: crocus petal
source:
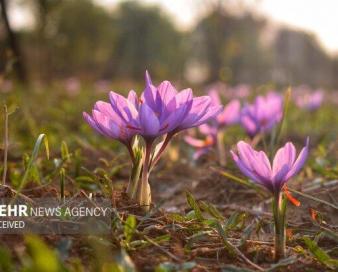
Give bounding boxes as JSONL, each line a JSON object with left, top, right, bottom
{"left": 193, "top": 105, "right": 223, "bottom": 127}
{"left": 193, "top": 148, "right": 210, "bottom": 160}
{"left": 128, "top": 90, "right": 138, "bottom": 108}
{"left": 284, "top": 138, "right": 310, "bottom": 181}
{"left": 231, "top": 151, "right": 267, "bottom": 187}
{"left": 83, "top": 112, "right": 104, "bottom": 135}
{"left": 208, "top": 89, "right": 221, "bottom": 106}
{"left": 240, "top": 107, "right": 259, "bottom": 137}
{"left": 272, "top": 142, "right": 296, "bottom": 181}
{"left": 142, "top": 72, "right": 159, "bottom": 112}
{"left": 179, "top": 96, "right": 212, "bottom": 129}
{"left": 199, "top": 124, "right": 216, "bottom": 136}
{"left": 184, "top": 136, "right": 207, "bottom": 148}
{"left": 139, "top": 103, "right": 160, "bottom": 137}
{"left": 109, "top": 91, "right": 131, "bottom": 121}
{"left": 176, "top": 88, "right": 193, "bottom": 106}
{"left": 92, "top": 110, "right": 121, "bottom": 139}
{"left": 236, "top": 141, "right": 271, "bottom": 184}
{"left": 273, "top": 164, "right": 291, "bottom": 191}
{"left": 159, "top": 88, "right": 194, "bottom": 132}
{"left": 157, "top": 81, "right": 178, "bottom": 107}
{"left": 256, "top": 151, "right": 272, "bottom": 180}
{"left": 145, "top": 70, "right": 152, "bottom": 85}
{"left": 109, "top": 91, "right": 139, "bottom": 126}
{"left": 236, "top": 141, "right": 257, "bottom": 171}
{"left": 174, "top": 88, "right": 193, "bottom": 116}
{"left": 240, "top": 92, "right": 283, "bottom": 137}
{"left": 217, "top": 99, "right": 240, "bottom": 125}
{"left": 94, "top": 101, "right": 123, "bottom": 123}
{"left": 160, "top": 105, "right": 187, "bottom": 133}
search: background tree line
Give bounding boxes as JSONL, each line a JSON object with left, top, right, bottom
{"left": 1, "top": 0, "right": 338, "bottom": 88}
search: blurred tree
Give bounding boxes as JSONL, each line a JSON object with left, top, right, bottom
{"left": 0, "top": 0, "right": 27, "bottom": 82}
{"left": 29, "top": 0, "right": 61, "bottom": 82}
{"left": 18, "top": 0, "right": 187, "bottom": 82}
{"left": 273, "top": 29, "right": 334, "bottom": 87}
{"left": 190, "top": 7, "right": 271, "bottom": 84}
{"left": 111, "top": 1, "right": 186, "bottom": 80}
{"left": 332, "top": 58, "right": 338, "bottom": 88}
{"left": 47, "top": 0, "right": 115, "bottom": 79}
{"left": 22, "top": 0, "right": 115, "bottom": 80}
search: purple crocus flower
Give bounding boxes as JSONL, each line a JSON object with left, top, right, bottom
{"left": 231, "top": 138, "right": 309, "bottom": 194}
{"left": 83, "top": 71, "right": 222, "bottom": 209}
{"left": 64, "top": 77, "right": 81, "bottom": 96}
{"left": 83, "top": 93, "right": 140, "bottom": 160}
{"left": 233, "top": 84, "right": 251, "bottom": 99}
{"left": 142, "top": 73, "right": 222, "bottom": 136}
{"left": 294, "top": 90, "right": 324, "bottom": 111}
{"left": 208, "top": 90, "right": 241, "bottom": 127}
{"left": 240, "top": 92, "right": 283, "bottom": 137}
{"left": 184, "top": 124, "right": 217, "bottom": 160}
{"left": 184, "top": 90, "right": 240, "bottom": 165}
{"left": 231, "top": 138, "right": 309, "bottom": 261}
{"left": 84, "top": 71, "right": 222, "bottom": 146}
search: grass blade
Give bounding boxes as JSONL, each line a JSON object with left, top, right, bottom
{"left": 303, "top": 236, "right": 338, "bottom": 269}
{"left": 12, "top": 134, "right": 49, "bottom": 201}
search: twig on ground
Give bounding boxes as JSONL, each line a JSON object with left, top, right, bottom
{"left": 2, "top": 105, "right": 8, "bottom": 185}
{"left": 289, "top": 188, "right": 338, "bottom": 210}
{"left": 143, "top": 235, "right": 182, "bottom": 262}
{"left": 215, "top": 203, "right": 272, "bottom": 217}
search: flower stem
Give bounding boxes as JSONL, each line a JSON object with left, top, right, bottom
{"left": 137, "top": 140, "right": 153, "bottom": 211}
{"left": 216, "top": 130, "right": 226, "bottom": 166}
{"left": 273, "top": 191, "right": 286, "bottom": 261}
{"left": 126, "top": 158, "right": 142, "bottom": 200}
{"left": 126, "top": 141, "right": 141, "bottom": 199}
{"left": 149, "top": 133, "right": 173, "bottom": 170}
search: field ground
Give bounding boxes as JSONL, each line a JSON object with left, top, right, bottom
{"left": 0, "top": 85, "right": 337, "bottom": 271}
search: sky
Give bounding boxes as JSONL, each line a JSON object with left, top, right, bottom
{"left": 10, "top": 0, "right": 338, "bottom": 54}
{"left": 97, "top": 0, "right": 338, "bottom": 55}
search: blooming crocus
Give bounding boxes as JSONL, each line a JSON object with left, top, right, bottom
{"left": 83, "top": 93, "right": 139, "bottom": 161}
{"left": 185, "top": 90, "right": 240, "bottom": 165}
{"left": 184, "top": 124, "right": 217, "bottom": 160}
{"left": 229, "top": 84, "right": 251, "bottom": 99}
{"left": 231, "top": 138, "right": 309, "bottom": 261}
{"left": 240, "top": 92, "right": 283, "bottom": 138}
{"left": 141, "top": 73, "right": 222, "bottom": 136}
{"left": 84, "top": 71, "right": 222, "bottom": 209}
{"left": 294, "top": 90, "right": 323, "bottom": 111}
{"left": 208, "top": 90, "right": 241, "bottom": 127}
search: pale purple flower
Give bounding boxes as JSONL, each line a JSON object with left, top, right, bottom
{"left": 83, "top": 70, "right": 222, "bottom": 157}
{"left": 231, "top": 138, "right": 309, "bottom": 194}
{"left": 64, "top": 77, "right": 81, "bottom": 96}
{"left": 83, "top": 93, "right": 138, "bottom": 146}
{"left": 184, "top": 124, "right": 217, "bottom": 159}
{"left": 185, "top": 90, "right": 240, "bottom": 162}
{"left": 84, "top": 71, "right": 223, "bottom": 208}
{"left": 95, "top": 80, "right": 110, "bottom": 93}
{"left": 140, "top": 72, "right": 222, "bottom": 138}
{"left": 240, "top": 92, "right": 283, "bottom": 137}
{"left": 231, "top": 84, "right": 251, "bottom": 99}
{"left": 208, "top": 90, "right": 241, "bottom": 127}
{"left": 294, "top": 90, "right": 324, "bottom": 111}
